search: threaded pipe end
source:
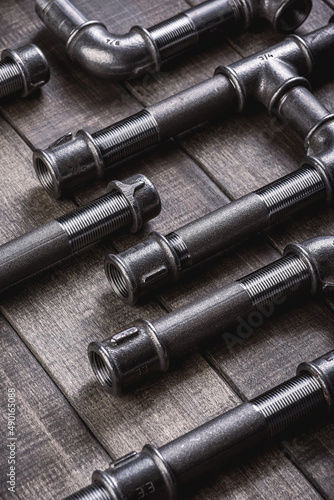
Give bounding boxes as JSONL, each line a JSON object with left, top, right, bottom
{"left": 256, "top": 166, "right": 326, "bottom": 223}
{"left": 34, "top": 157, "right": 58, "bottom": 196}
{"left": 239, "top": 255, "right": 311, "bottom": 308}
{"left": 63, "top": 483, "right": 111, "bottom": 500}
{"left": 57, "top": 191, "right": 133, "bottom": 253}
{"left": 165, "top": 232, "right": 192, "bottom": 270}
{"left": 252, "top": 373, "right": 326, "bottom": 437}
{"left": 231, "top": 0, "right": 253, "bottom": 28}
{"left": 89, "top": 350, "right": 114, "bottom": 390}
{"left": 106, "top": 262, "right": 130, "bottom": 300}
{"left": 92, "top": 110, "right": 160, "bottom": 166}
{"left": 148, "top": 13, "right": 198, "bottom": 61}
{"left": 0, "top": 58, "right": 24, "bottom": 99}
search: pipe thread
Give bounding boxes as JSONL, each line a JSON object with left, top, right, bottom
{"left": 92, "top": 109, "right": 159, "bottom": 166}
{"left": 63, "top": 483, "right": 111, "bottom": 500}
{"left": 0, "top": 58, "right": 24, "bottom": 98}
{"left": 238, "top": 255, "right": 311, "bottom": 308}
{"left": 231, "top": 0, "right": 252, "bottom": 28}
{"left": 57, "top": 191, "right": 133, "bottom": 253}
{"left": 256, "top": 166, "right": 326, "bottom": 223}
{"left": 148, "top": 13, "right": 198, "bottom": 61}
{"left": 166, "top": 232, "right": 192, "bottom": 269}
{"left": 251, "top": 373, "right": 326, "bottom": 437}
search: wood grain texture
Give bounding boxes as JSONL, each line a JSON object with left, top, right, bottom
{"left": 1, "top": 0, "right": 334, "bottom": 499}
{"left": 0, "top": 314, "right": 111, "bottom": 500}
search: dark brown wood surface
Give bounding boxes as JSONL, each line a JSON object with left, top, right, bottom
{"left": 1, "top": 1, "right": 334, "bottom": 499}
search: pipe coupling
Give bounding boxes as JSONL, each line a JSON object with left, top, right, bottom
{"left": 285, "top": 235, "right": 334, "bottom": 294}
{"left": 88, "top": 319, "right": 169, "bottom": 395}
{"left": 1, "top": 44, "right": 50, "bottom": 98}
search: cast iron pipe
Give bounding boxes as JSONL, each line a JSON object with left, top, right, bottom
{"left": 35, "top": 0, "right": 312, "bottom": 82}
{"left": 105, "top": 85, "right": 334, "bottom": 304}
{"left": 89, "top": 234, "right": 334, "bottom": 394}
{"left": 0, "top": 44, "right": 49, "bottom": 100}
{"left": 0, "top": 175, "right": 160, "bottom": 292}
{"left": 33, "top": 22, "right": 334, "bottom": 198}
{"left": 105, "top": 164, "right": 327, "bottom": 304}
{"left": 65, "top": 350, "right": 334, "bottom": 499}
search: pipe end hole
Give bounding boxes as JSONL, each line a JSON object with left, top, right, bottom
{"left": 34, "top": 157, "right": 57, "bottom": 197}
{"left": 89, "top": 350, "right": 114, "bottom": 390}
{"left": 276, "top": 0, "right": 312, "bottom": 33}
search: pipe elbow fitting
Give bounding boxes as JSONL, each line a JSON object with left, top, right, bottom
{"left": 36, "top": 0, "right": 158, "bottom": 80}
{"left": 285, "top": 235, "right": 334, "bottom": 294}
{"left": 66, "top": 23, "right": 158, "bottom": 80}
{"left": 252, "top": 0, "right": 312, "bottom": 33}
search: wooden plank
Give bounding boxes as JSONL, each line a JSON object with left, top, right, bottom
{"left": 0, "top": 314, "right": 111, "bottom": 499}
{"left": 1, "top": 0, "right": 333, "bottom": 498}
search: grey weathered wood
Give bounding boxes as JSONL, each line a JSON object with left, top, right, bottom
{"left": 1, "top": 0, "right": 334, "bottom": 498}
{"left": 0, "top": 314, "right": 111, "bottom": 500}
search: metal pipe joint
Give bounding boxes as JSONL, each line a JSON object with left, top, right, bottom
{"left": 35, "top": 0, "right": 312, "bottom": 81}
{"left": 33, "top": 23, "right": 334, "bottom": 199}
{"left": 0, "top": 44, "right": 50, "bottom": 100}
{"left": 65, "top": 350, "right": 334, "bottom": 499}
{"left": 89, "top": 235, "right": 334, "bottom": 395}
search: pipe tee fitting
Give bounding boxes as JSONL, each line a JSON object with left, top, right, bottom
{"left": 35, "top": 0, "right": 312, "bottom": 81}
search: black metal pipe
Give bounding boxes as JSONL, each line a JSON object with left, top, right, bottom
{"left": 0, "top": 175, "right": 160, "bottom": 292}
{"left": 89, "top": 234, "right": 334, "bottom": 394}
{"left": 35, "top": 0, "right": 312, "bottom": 81}
{"left": 64, "top": 350, "right": 334, "bottom": 499}
{"left": 33, "top": 23, "right": 334, "bottom": 198}
{"left": 104, "top": 87, "right": 334, "bottom": 305}
{"left": 105, "top": 165, "right": 326, "bottom": 304}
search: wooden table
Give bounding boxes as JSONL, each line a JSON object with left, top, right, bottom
{"left": 1, "top": 1, "right": 334, "bottom": 498}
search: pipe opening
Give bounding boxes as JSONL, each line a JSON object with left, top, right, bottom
{"left": 34, "top": 158, "right": 57, "bottom": 197}
{"left": 105, "top": 260, "right": 130, "bottom": 300}
{"left": 276, "top": 0, "right": 312, "bottom": 33}
{"left": 89, "top": 350, "right": 114, "bottom": 389}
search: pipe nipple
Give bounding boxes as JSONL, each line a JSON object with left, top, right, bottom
{"left": 1, "top": 44, "right": 50, "bottom": 97}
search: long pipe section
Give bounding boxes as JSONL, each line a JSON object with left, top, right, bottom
{"left": 105, "top": 87, "right": 334, "bottom": 304}
{"left": 35, "top": 0, "right": 312, "bottom": 81}
{"left": 89, "top": 235, "right": 334, "bottom": 394}
{"left": 33, "top": 22, "right": 334, "bottom": 198}
{"left": 65, "top": 349, "right": 334, "bottom": 499}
